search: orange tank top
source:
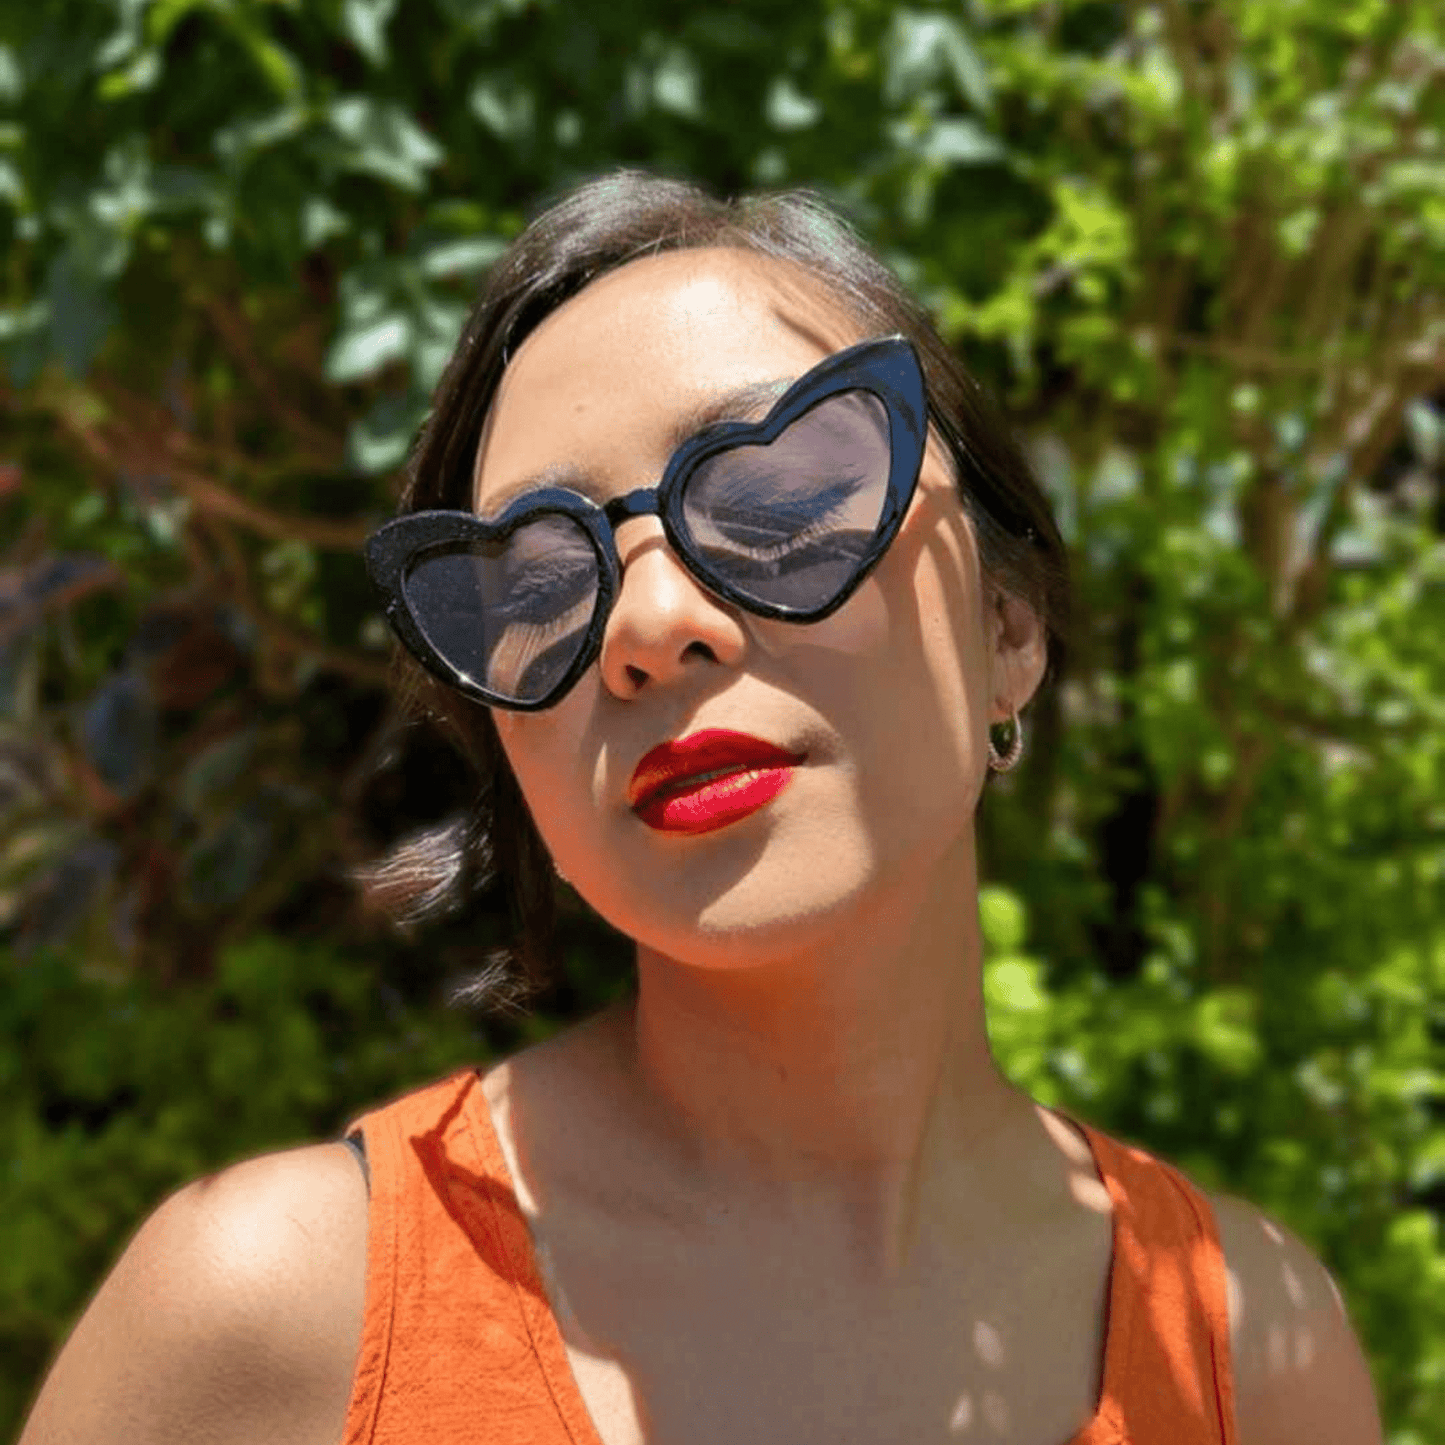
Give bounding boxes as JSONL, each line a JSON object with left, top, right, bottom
{"left": 339, "top": 1068, "right": 1239, "bottom": 1445}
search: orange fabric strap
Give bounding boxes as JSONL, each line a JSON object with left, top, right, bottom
{"left": 341, "top": 1069, "right": 595, "bottom": 1445}
{"left": 1064, "top": 1114, "right": 1239, "bottom": 1445}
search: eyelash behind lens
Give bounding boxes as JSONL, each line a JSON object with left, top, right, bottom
{"left": 700, "top": 474, "right": 864, "bottom": 562}
{"left": 491, "top": 556, "right": 595, "bottom": 625}
{"left": 725, "top": 511, "right": 835, "bottom": 564}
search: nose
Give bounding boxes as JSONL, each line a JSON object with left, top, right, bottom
{"left": 596, "top": 516, "right": 748, "bottom": 701}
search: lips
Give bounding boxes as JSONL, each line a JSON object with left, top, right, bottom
{"left": 629, "top": 728, "right": 804, "bottom": 833}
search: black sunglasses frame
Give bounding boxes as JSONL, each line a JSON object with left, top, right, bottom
{"left": 363, "top": 335, "right": 929, "bottom": 711}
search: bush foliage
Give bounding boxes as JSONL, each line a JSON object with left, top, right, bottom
{"left": 2, "top": 1, "right": 1442, "bottom": 1438}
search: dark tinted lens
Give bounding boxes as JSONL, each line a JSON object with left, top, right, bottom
{"left": 402, "top": 514, "right": 599, "bottom": 704}
{"left": 680, "top": 389, "right": 893, "bottom": 612}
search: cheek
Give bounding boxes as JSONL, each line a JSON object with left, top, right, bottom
{"left": 492, "top": 704, "right": 601, "bottom": 846}
{"left": 851, "top": 481, "right": 990, "bottom": 718}
{"left": 762, "top": 485, "right": 990, "bottom": 836}
{"left": 844, "top": 488, "right": 992, "bottom": 804}
{"left": 912, "top": 510, "right": 991, "bottom": 726}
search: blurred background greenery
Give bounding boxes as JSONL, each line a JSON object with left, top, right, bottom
{"left": 1, "top": 0, "right": 1442, "bottom": 1438}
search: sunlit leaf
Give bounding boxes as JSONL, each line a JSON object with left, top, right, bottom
{"left": 919, "top": 116, "right": 1006, "bottom": 165}
{"left": 341, "top": 0, "right": 399, "bottom": 66}
{"left": 652, "top": 46, "right": 702, "bottom": 120}
{"left": 324, "top": 96, "right": 443, "bottom": 192}
{"left": 467, "top": 78, "right": 536, "bottom": 141}
{"left": 0, "top": 43, "right": 22, "bottom": 105}
{"left": 415, "top": 235, "right": 507, "bottom": 278}
{"left": 765, "top": 76, "right": 821, "bottom": 132}
{"left": 986, "top": 955, "right": 1046, "bottom": 1012}
{"left": 212, "top": 106, "right": 309, "bottom": 163}
{"left": 883, "top": 10, "right": 993, "bottom": 114}
{"left": 325, "top": 313, "right": 409, "bottom": 382}
{"left": 979, "top": 884, "right": 1028, "bottom": 952}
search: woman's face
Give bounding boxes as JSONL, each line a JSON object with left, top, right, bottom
{"left": 473, "top": 247, "right": 1043, "bottom": 968}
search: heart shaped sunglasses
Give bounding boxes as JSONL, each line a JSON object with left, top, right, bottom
{"left": 364, "top": 335, "right": 928, "bottom": 710}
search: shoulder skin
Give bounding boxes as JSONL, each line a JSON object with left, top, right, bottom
{"left": 16, "top": 1141, "right": 369, "bottom": 1445}
{"left": 1209, "top": 1191, "right": 1384, "bottom": 1445}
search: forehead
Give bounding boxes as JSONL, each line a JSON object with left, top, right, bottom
{"left": 472, "top": 248, "right": 867, "bottom": 508}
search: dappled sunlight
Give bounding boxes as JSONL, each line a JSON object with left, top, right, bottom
{"left": 1280, "top": 1259, "right": 1305, "bottom": 1308}
{"left": 1067, "top": 1167, "right": 1114, "bottom": 1216}
{"left": 944, "top": 1317, "right": 1012, "bottom": 1435}
{"left": 948, "top": 1391, "right": 974, "bottom": 1432}
{"left": 1264, "top": 1319, "right": 1318, "bottom": 1373}
{"left": 972, "top": 1318, "right": 1006, "bottom": 1368}
{"left": 942, "top": 1388, "right": 1013, "bottom": 1437}
{"left": 982, "top": 1389, "right": 1011, "bottom": 1432}
{"left": 1247, "top": 1211, "right": 1326, "bottom": 1385}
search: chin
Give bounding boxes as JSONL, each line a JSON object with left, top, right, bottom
{"left": 587, "top": 829, "right": 900, "bottom": 974}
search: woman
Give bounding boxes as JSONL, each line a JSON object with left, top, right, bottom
{"left": 20, "top": 172, "right": 1381, "bottom": 1445}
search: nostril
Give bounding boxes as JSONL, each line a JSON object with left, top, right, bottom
{"left": 625, "top": 664, "right": 648, "bottom": 689}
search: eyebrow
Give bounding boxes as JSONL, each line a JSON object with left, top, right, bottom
{"left": 668, "top": 377, "right": 795, "bottom": 449}
{"left": 483, "top": 375, "right": 797, "bottom": 512}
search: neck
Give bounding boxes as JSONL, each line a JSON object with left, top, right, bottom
{"left": 601, "top": 834, "right": 1035, "bottom": 1280}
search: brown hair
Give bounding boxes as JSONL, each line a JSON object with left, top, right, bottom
{"left": 361, "top": 169, "right": 1071, "bottom": 1016}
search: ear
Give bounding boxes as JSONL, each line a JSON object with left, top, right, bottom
{"left": 986, "top": 585, "right": 1048, "bottom": 724}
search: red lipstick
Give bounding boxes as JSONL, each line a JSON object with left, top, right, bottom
{"left": 630, "top": 729, "right": 803, "bottom": 835}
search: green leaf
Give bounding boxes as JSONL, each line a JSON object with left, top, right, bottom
{"left": 94, "top": 0, "right": 151, "bottom": 69}
{"left": 0, "top": 301, "right": 53, "bottom": 387}
{"left": 0, "top": 43, "right": 24, "bottom": 104}
{"left": 301, "top": 194, "right": 350, "bottom": 248}
{"left": 97, "top": 48, "right": 162, "bottom": 99}
{"left": 415, "top": 235, "right": 507, "bottom": 278}
{"left": 1405, "top": 399, "right": 1443, "bottom": 468}
{"left": 0, "top": 156, "right": 25, "bottom": 208}
{"left": 652, "top": 46, "right": 702, "bottom": 120}
{"left": 324, "top": 96, "right": 443, "bottom": 191}
{"left": 766, "top": 76, "right": 821, "bottom": 132}
{"left": 979, "top": 885, "right": 1028, "bottom": 952}
{"left": 148, "top": 165, "right": 215, "bottom": 212}
{"left": 920, "top": 116, "right": 1006, "bottom": 165}
{"left": 146, "top": 0, "right": 213, "bottom": 49}
{"left": 223, "top": 14, "right": 304, "bottom": 100}
{"left": 325, "top": 313, "right": 409, "bottom": 383}
{"left": 213, "top": 106, "right": 309, "bottom": 164}
{"left": 411, "top": 295, "right": 467, "bottom": 391}
{"left": 883, "top": 10, "right": 993, "bottom": 114}
{"left": 349, "top": 389, "right": 428, "bottom": 474}
{"left": 985, "top": 955, "right": 1046, "bottom": 1012}
{"left": 468, "top": 78, "right": 536, "bottom": 142}
{"left": 1190, "top": 990, "right": 1262, "bottom": 1077}
{"left": 341, "top": 0, "right": 399, "bottom": 66}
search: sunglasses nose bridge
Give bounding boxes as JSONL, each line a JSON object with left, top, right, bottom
{"left": 603, "top": 484, "right": 679, "bottom": 575}
{"left": 603, "top": 486, "right": 662, "bottom": 527}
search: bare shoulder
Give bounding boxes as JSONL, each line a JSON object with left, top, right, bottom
{"left": 1207, "top": 1190, "right": 1384, "bottom": 1445}
{"left": 18, "top": 1140, "right": 369, "bottom": 1445}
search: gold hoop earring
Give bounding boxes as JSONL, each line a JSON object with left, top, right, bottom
{"left": 987, "top": 706, "right": 1025, "bottom": 772}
